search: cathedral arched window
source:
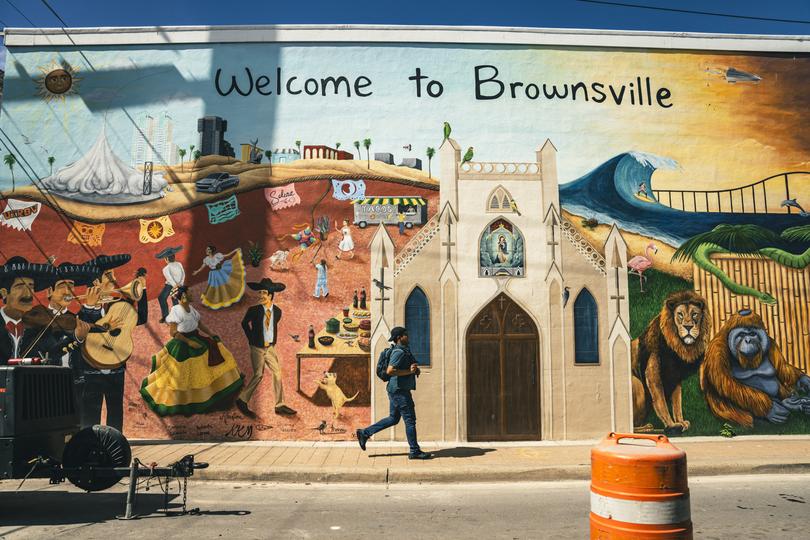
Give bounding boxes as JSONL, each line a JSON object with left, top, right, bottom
{"left": 574, "top": 289, "right": 599, "bottom": 364}
{"left": 405, "top": 287, "right": 431, "bottom": 366}
{"left": 479, "top": 218, "right": 525, "bottom": 278}
{"left": 486, "top": 186, "right": 515, "bottom": 214}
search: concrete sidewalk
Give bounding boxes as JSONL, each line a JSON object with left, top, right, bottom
{"left": 130, "top": 436, "right": 810, "bottom": 483}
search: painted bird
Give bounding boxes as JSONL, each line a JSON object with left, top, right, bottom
{"left": 314, "top": 420, "right": 327, "bottom": 433}
{"left": 460, "top": 147, "right": 474, "bottom": 167}
{"left": 402, "top": 144, "right": 412, "bottom": 152}
{"left": 442, "top": 122, "right": 452, "bottom": 145}
{"left": 562, "top": 286, "right": 570, "bottom": 308}
{"left": 372, "top": 278, "right": 392, "bottom": 291}
{"left": 289, "top": 334, "right": 300, "bottom": 342}
{"left": 781, "top": 198, "right": 810, "bottom": 217}
{"left": 509, "top": 199, "right": 521, "bottom": 216}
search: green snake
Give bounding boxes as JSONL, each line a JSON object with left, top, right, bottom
{"left": 693, "top": 242, "right": 810, "bottom": 305}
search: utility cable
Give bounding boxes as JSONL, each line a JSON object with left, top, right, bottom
{"left": 3, "top": 0, "right": 38, "bottom": 27}
{"left": 0, "top": 127, "right": 100, "bottom": 261}
{"left": 576, "top": 0, "right": 810, "bottom": 26}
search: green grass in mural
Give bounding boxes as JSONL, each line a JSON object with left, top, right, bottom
{"left": 643, "top": 372, "right": 810, "bottom": 437}
{"left": 628, "top": 268, "right": 692, "bottom": 339}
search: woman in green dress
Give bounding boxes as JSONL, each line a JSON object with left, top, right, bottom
{"left": 141, "top": 286, "right": 243, "bottom": 415}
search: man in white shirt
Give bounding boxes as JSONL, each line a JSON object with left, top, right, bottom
{"left": 156, "top": 246, "right": 185, "bottom": 323}
{"left": 236, "top": 277, "right": 296, "bottom": 417}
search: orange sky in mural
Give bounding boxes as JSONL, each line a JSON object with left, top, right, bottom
{"left": 575, "top": 51, "right": 810, "bottom": 199}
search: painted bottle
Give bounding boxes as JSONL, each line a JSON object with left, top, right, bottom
{"left": 359, "top": 288, "right": 367, "bottom": 309}
{"left": 353, "top": 290, "right": 359, "bottom": 309}
{"left": 308, "top": 325, "right": 316, "bottom": 348}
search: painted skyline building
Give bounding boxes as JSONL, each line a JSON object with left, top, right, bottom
{"left": 130, "top": 112, "right": 179, "bottom": 167}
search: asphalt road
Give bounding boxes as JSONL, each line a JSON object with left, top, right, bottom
{"left": 1, "top": 475, "right": 809, "bottom": 539}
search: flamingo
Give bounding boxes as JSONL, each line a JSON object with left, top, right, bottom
{"left": 628, "top": 243, "right": 658, "bottom": 292}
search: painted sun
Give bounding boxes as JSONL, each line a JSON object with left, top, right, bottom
{"left": 35, "top": 61, "right": 81, "bottom": 102}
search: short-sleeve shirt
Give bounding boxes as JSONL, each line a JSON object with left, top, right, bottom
{"left": 166, "top": 304, "right": 200, "bottom": 333}
{"left": 204, "top": 253, "right": 225, "bottom": 269}
{"left": 386, "top": 345, "right": 416, "bottom": 393}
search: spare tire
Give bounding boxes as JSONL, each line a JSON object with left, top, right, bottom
{"left": 63, "top": 425, "right": 132, "bottom": 492}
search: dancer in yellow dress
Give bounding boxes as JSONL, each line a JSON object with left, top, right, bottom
{"left": 191, "top": 245, "right": 245, "bottom": 310}
{"left": 141, "top": 286, "right": 243, "bottom": 415}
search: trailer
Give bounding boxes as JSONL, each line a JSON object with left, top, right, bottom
{"left": 352, "top": 196, "right": 428, "bottom": 228}
{"left": 1, "top": 366, "right": 207, "bottom": 518}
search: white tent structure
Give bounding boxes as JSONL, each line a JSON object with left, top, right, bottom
{"left": 43, "top": 128, "right": 168, "bottom": 203}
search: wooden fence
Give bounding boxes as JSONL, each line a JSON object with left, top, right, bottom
{"left": 693, "top": 254, "right": 810, "bottom": 374}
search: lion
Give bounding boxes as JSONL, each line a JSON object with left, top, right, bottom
{"left": 632, "top": 290, "right": 711, "bottom": 433}
{"left": 700, "top": 309, "right": 810, "bottom": 428}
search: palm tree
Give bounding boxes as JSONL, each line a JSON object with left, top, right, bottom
{"left": 353, "top": 140, "right": 360, "bottom": 159}
{"left": 672, "top": 224, "right": 785, "bottom": 305}
{"left": 363, "top": 138, "right": 371, "bottom": 169}
{"left": 189, "top": 145, "right": 196, "bottom": 166}
{"left": 335, "top": 142, "right": 341, "bottom": 150}
{"left": 264, "top": 149, "right": 273, "bottom": 176}
{"left": 47, "top": 156, "right": 56, "bottom": 176}
{"left": 193, "top": 150, "right": 202, "bottom": 161}
{"left": 3, "top": 153, "right": 16, "bottom": 192}
{"left": 178, "top": 148, "right": 187, "bottom": 171}
{"left": 426, "top": 147, "right": 435, "bottom": 178}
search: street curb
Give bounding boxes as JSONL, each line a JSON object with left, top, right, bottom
{"left": 190, "top": 462, "right": 810, "bottom": 483}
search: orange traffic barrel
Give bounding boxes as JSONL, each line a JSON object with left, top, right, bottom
{"left": 590, "top": 432, "right": 692, "bottom": 539}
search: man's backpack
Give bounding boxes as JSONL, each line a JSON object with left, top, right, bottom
{"left": 375, "top": 347, "right": 393, "bottom": 382}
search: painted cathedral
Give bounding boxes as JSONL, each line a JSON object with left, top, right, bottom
{"left": 368, "top": 138, "right": 634, "bottom": 441}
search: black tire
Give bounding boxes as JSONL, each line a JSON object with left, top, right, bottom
{"left": 63, "top": 425, "right": 132, "bottom": 492}
{"left": 358, "top": 221, "right": 367, "bottom": 229}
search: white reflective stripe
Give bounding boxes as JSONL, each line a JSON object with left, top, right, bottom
{"left": 590, "top": 492, "right": 690, "bottom": 525}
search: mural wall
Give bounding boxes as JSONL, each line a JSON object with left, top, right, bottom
{"left": 1, "top": 32, "right": 809, "bottom": 440}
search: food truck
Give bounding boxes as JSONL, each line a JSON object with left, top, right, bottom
{"left": 352, "top": 196, "right": 428, "bottom": 228}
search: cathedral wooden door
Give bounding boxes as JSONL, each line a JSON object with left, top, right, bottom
{"left": 466, "top": 293, "right": 540, "bottom": 441}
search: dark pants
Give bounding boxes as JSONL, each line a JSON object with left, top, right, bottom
{"left": 361, "top": 389, "right": 420, "bottom": 454}
{"left": 81, "top": 371, "right": 125, "bottom": 431}
{"left": 158, "top": 284, "right": 177, "bottom": 320}
{"left": 398, "top": 222, "right": 405, "bottom": 235}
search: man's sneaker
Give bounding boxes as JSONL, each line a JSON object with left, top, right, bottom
{"left": 408, "top": 451, "right": 433, "bottom": 460}
{"left": 356, "top": 429, "right": 368, "bottom": 451}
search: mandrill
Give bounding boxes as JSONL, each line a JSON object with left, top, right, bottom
{"left": 700, "top": 309, "right": 810, "bottom": 427}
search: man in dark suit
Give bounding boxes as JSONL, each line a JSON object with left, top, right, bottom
{"left": 0, "top": 256, "right": 60, "bottom": 364}
{"left": 236, "top": 277, "right": 296, "bottom": 418}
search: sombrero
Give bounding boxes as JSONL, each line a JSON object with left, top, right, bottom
{"left": 0, "top": 256, "right": 59, "bottom": 292}
{"left": 55, "top": 262, "right": 100, "bottom": 287}
{"left": 247, "top": 277, "right": 286, "bottom": 293}
{"left": 84, "top": 254, "right": 132, "bottom": 279}
{"left": 155, "top": 246, "right": 183, "bottom": 260}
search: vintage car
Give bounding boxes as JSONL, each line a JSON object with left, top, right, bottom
{"left": 195, "top": 172, "right": 240, "bottom": 193}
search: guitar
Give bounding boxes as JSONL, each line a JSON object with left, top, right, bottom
{"left": 81, "top": 301, "right": 138, "bottom": 370}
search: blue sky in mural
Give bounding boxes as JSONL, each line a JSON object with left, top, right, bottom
{"left": 1, "top": 0, "right": 810, "bottom": 190}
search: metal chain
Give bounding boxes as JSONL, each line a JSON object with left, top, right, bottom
{"left": 182, "top": 476, "right": 188, "bottom": 514}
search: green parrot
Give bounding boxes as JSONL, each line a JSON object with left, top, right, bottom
{"left": 460, "top": 146, "right": 474, "bottom": 166}
{"left": 442, "top": 122, "right": 451, "bottom": 145}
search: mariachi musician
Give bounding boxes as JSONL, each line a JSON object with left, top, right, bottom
{"left": 0, "top": 256, "right": 60, "bottom": 364}
{"left": 77, "top": 254, "right": 148, "bottom": 431}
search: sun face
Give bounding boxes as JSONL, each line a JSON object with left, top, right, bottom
{"left": 35, "top": 61, "right": 81, "bottom": 102}
{"left": 147, "top": 221, "right": 164, "bottom": 239}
